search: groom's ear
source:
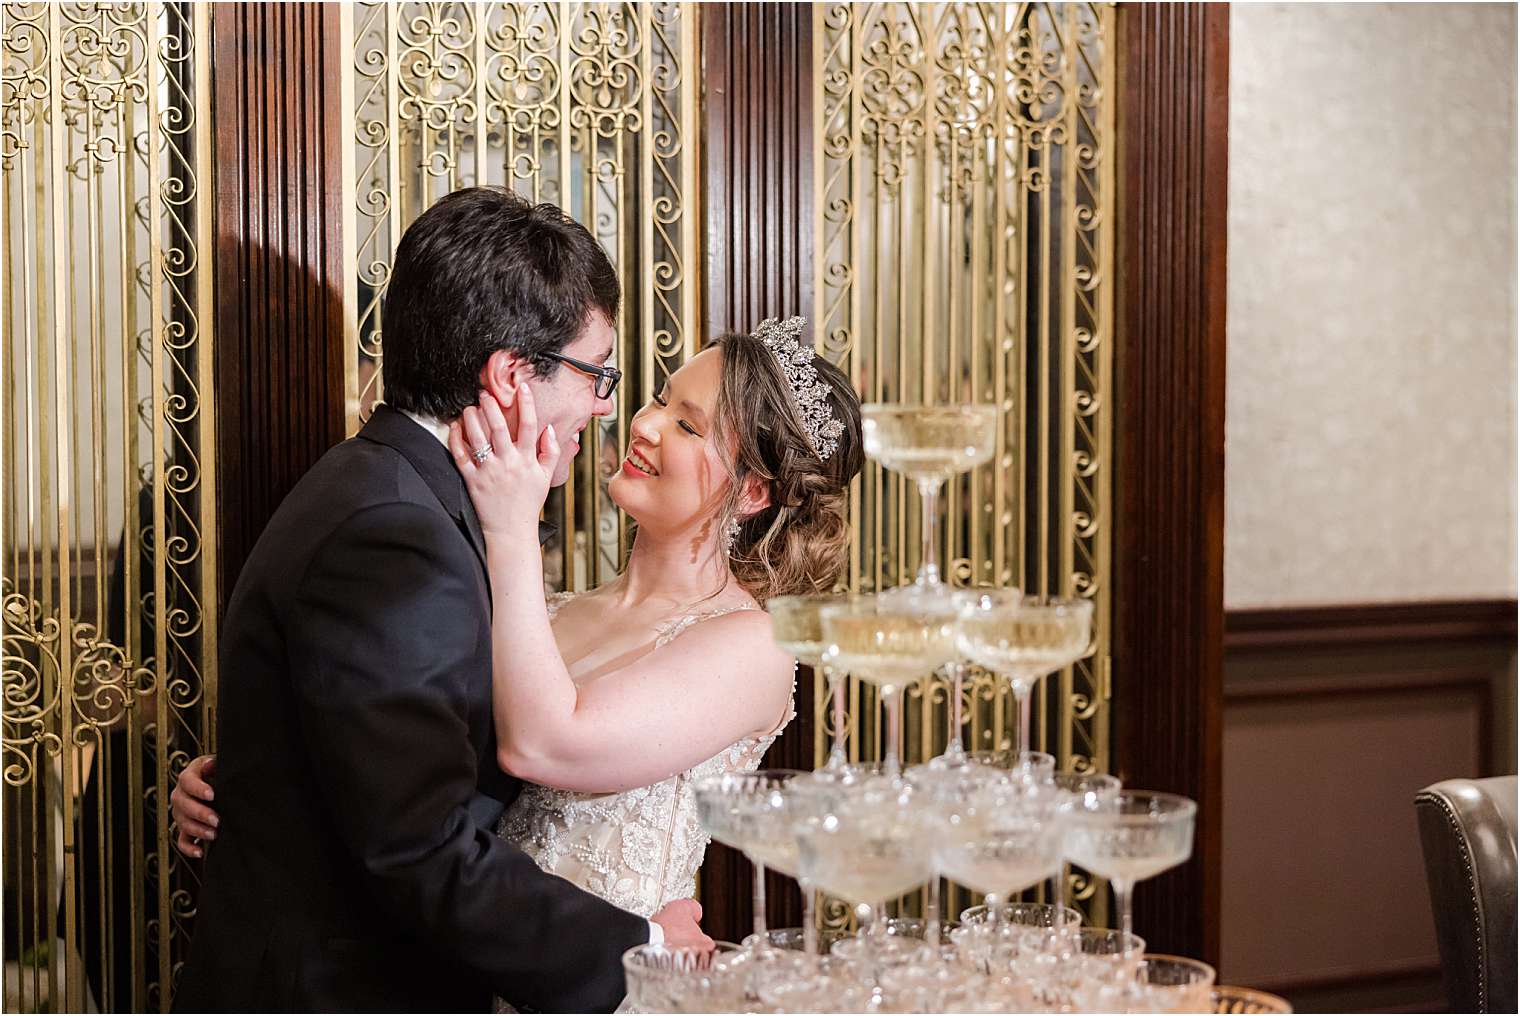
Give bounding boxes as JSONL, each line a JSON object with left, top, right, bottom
{"left": 480, "top": 349, "right": 533, "bottom": 402}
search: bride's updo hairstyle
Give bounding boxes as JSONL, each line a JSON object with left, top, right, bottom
{"left": 710, "top": 328, "right": 864, "bottom": 602}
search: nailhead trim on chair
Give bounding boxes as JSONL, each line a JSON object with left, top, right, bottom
{"left": 1416, "top": 789, "right": 1486, "bottom": 1012}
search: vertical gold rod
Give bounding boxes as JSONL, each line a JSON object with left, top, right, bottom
{"left": 681, "top": 2, "right": 700, "bottom": 362}
{"left": 386, "top": 0, "right": 402, "bottom": 336}
{"left": 1058, "top": 2, "right": 1079, "bottom": 771}
{"left": 17, "top": 79, "right": 45, "bottom": 1012}
{"left": 116, "top": 52, "right": 147, "bottom": 1008}
{"left": 45, "top": 4, "right": 83, "bottom": 1008}
{"left": 921, "top": 7, "right": 938, "bottom": 768}
{"left": 558, "top": 0, "right": 572, "bottom": 206}
{"left": 811, "top": 0, "right": 826, "bottom": 362}
{"left": 918, "top": 5, "right": 935, "bottom": 410}
{"left": 475, "top": 0, "right": 489, "bottom": 188}
{"left": 340, "top": 2, "right": 361, "bottom": 434}
{"left": 847, "top": 3, "right": 864, "bottom": 595}
{"left": 1095, "top": 1, "right": 1116, "bottom": 777}
{"left": 87, "top": 70, "right": 107, "bottom": 630}
{"left": 1014, "top": 33, "right": 1028, "bottom": 596}
{"left": 194, "top": 0, "right": 220, "bottom": 750}
{"left": 557, "top": 0, "right": 574, "bottom": 588}
{"left": 639, "top": 4, "right": 653, "bottom": 404}
{"left": 990, "top": 2, "right": 1007, "bottom": 592}
{"left": 967, "top": 38, "right": 986, "bottom": 592}
{"left": 145, "top": 3, "right": 174, "bottom": 1002}
{"left": 0, "top": 66, "right": 12, "bottom": 1002}
{"left": 87, "top": 28, "right": 112, "bottom": 999}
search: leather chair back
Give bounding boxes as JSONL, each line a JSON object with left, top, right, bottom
{"left": 1415, "top": 776, "right": 1517, "bottom": 1013}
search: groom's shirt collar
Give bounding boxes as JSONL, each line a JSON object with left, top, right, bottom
{"left": 399, "top": 407, "right": 450, "bottom": 448}
{"left": 382, "top": 403, "right": 558, "bottom": 547}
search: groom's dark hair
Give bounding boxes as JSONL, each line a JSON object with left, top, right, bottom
{"left": 380, "top": 187, "right": 620, "bottom": 419}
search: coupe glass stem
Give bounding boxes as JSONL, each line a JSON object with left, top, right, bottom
{"left": 985, "top": 891, "right": 1003, "bottom": 927}
{"left": 915, "top": 478, "right": 942, "bottom": 586}
{"left": 802, "top": 884, "right": 818, "bottom": 955}
{"left": 926, "top": 876, "right": 941, "bottom": 950}
{"left": 883, "top": 683, "right": 905, "bottom": 779}
{"left": 1113, "top": 877, "right": 1135, "bottom": 957}
{"left": 752, "top": 860, "right": 769, "bottom": 943}
{"left": 824, "top": 663, "right": 848, "bottom": 770}
{"left": 1012, "top": 684, "right": 1032, "bottom": 758}
{"left": 944, "top": 662, "right": 966, "bottom": 761}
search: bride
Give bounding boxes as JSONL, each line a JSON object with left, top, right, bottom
{"left": 173, "top": 317, "right": 862, "bottom": 929}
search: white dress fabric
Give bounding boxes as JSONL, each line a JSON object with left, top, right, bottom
{"left": 496, "top": 592, "right": 796, "bottom": 921}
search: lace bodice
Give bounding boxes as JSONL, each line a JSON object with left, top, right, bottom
{"left": 496, "top": 592, "right": 796, "bottom": 919}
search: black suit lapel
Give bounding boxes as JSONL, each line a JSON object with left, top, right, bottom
{"left": 358, "top": 407, "right": 561, "bottom": 572}
{"left": 358, "top": 406, "right": 489, "bottom": 571}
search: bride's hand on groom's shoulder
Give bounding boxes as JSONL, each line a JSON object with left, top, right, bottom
{"left": 449, "top": 384, "right": 562, "bottom": 539}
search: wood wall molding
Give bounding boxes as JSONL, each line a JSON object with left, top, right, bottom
{"left": 1225, "top": 599, "right": 1518, "bottom": 652}
{"left": 1110, "top": 2, "right": 1230, "bottom": 966}
{"left": 697, "top": 0, "right": 814, "bottom": 944}
{"left": 211, "top": 2, "right": 347, "bottom": 609}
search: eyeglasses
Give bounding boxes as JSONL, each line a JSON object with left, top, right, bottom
{"left": 544, "top": 351, "right": 621, "bottom": 399}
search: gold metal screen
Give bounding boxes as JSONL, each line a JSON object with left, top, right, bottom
{"left": 813, "top": 1, "right": 1115, "bottom": 923}
{"left": 1, "top": 2, "right": 217, "bottom": 1011}
{"left": 339, "top": 1, "right": 702, "bottom": 593}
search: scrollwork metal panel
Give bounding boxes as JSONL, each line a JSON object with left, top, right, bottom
{"left": 813, "top": 1, "right": 1115, "bottom": 928}
{"left": 2, "top": 2, "right": 216, "bottom": 1010}
{"left": 340, "top": 1, "right": 701, "bottom": 594}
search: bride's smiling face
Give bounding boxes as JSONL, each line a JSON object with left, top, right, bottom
{"left": 608, "top": 347, "right": 731, "bottom": 533}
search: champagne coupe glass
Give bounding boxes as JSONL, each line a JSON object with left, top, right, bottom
{"left": 951, "top": 901, "right": 1081, "bottom": 977}
{"left": 1063, "top": 791, "right": 1197, "bottom": 957}
{"left": 956, "top": 592, "right": 1094, "bottom": 760}
{"left": 863, "top": 403, "right": 999, "bottom": 768}
{"left": 693, "top": 770, "right": 808, "bottom": 953}
{"left": 1134, "top": 953, "right": 1217, "bottom": 1013}
{"left": 860, "top": 403, "right": 999, "bottom": 592}
{"left": 621, "top": 941, "right": 743, "bottom": 1013}
{"left": 934, "top": 781, "right": 1065, "bottom": 957}
{"left": 906, "top": 763, "right": 1009, "bottom": 952}
{"left": 767, "top": 594, "right": 849, "bottom": 771}
{"left": 1037, "top": 927, "right": 1147, "bottom": 1013}
{"left": 1050, "top": 770, "right": 1122, "bottom": 915}
{"left": 793, "top": 781, "right": 935, "bottom": 967}
{"left": 820, "top": 596, "right": 957, "bottom": 781}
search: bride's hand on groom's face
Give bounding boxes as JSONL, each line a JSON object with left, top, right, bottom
{"left": 449, "top": 384, "right": 562, "bottom": 538}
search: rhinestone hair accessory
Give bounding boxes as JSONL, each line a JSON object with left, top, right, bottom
{"left": 754, "top": 316, "right": 845, "bottom": 461}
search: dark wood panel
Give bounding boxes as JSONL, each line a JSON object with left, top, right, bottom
{"left": 697, "top": 0, "right": 815, "bottom": 945}
{"left": 700, "top": 1, "right": 814, "bottom": 339}
{"left": 1220, "top": 601, "right": 1515, "bottom": 1013}
{"left": 211, "top": 2, "right": 346, "bottom": 610}
{"left": 1110, "top": 2, "right": 1230, "bottom": 966}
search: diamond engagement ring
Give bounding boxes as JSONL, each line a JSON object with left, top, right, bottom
{"left": 471, "top": 443, "right": 493, "bottom": 463}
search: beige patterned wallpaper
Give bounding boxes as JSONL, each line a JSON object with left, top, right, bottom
{"left": 1226, "top": 2, "right": 1517, "bottom": 608}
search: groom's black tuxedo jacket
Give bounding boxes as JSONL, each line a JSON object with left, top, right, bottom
{"left": 174, "top": 406, "right": 648, "bottom": 1013}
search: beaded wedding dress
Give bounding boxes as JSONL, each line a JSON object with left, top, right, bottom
{"left": 496, "top": 590, "right": 795, "bottom": 920}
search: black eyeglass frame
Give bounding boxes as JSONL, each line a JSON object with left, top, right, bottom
{"left": 544, "top": 351, "right": 622, "bottom": 399}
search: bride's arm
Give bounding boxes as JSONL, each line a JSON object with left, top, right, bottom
{"left": 453, "top": 388, "right": 794, "bottom": 795}
{"left": 490, "top": 549, "right": 792, "bottom": 793}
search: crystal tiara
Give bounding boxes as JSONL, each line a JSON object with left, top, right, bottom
{"left": 753, "top": 316, "right": 845, "bottom": 462}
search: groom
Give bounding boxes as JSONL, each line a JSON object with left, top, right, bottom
{"left": 175, "top": 188, "right": 707, "bottom": 1012}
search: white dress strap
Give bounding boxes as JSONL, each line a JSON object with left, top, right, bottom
{"left": 652, "top": 602, "right": 760, "bottom": 649}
